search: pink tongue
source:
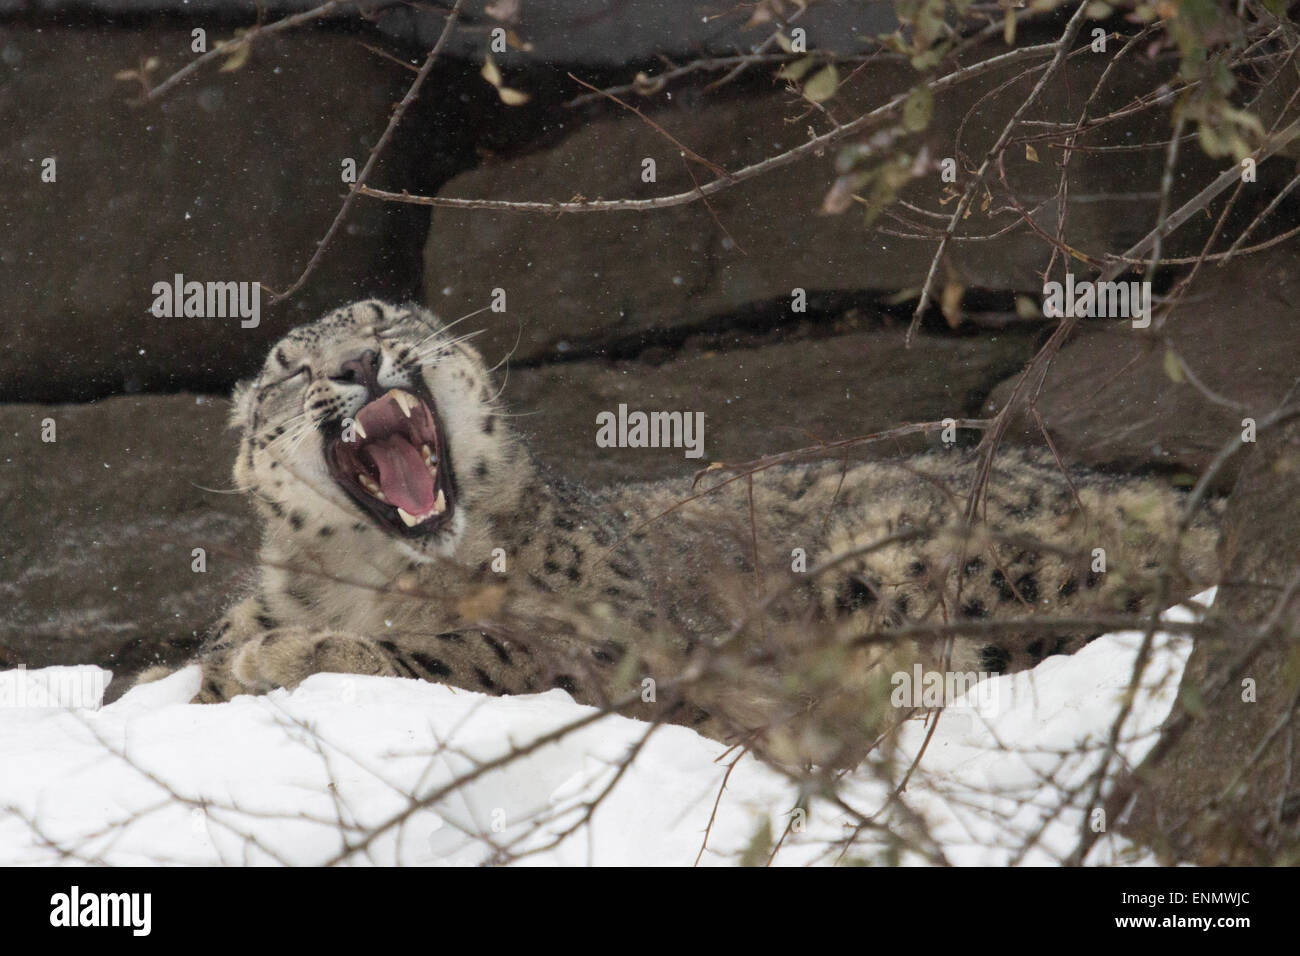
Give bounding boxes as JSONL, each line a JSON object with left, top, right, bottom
{"left": 364, "top": 437, "right": 436, "bottom": 515}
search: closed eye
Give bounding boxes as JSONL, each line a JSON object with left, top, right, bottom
{"left": 256, "top": 365, "right": 310, "bottom": 401}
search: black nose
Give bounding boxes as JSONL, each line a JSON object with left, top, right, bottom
{"left": 332, "top": 350, "right": 381, "bottom": 391}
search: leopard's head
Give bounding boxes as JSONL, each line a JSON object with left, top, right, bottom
{"left": 231, "top": 300, "right": 526, "bottom": 562}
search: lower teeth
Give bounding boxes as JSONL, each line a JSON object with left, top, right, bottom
{"left": 353, "top": 463, "right": 444, "bottom": 527}
{"left": 358, "top": 473, "right": 388, "bottom": 502}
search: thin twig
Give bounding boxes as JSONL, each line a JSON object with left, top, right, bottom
{"left": 266, "top": 0, "right": 464, "bottom": 304}
{"left": 907, "top": 0, "right": 1092, "bottom": 346}
{"left": 356, "top": 42, "right": 1059, "bottom": 215}
{"left": 140, "top": 0, "right": 349, "bottom": 103}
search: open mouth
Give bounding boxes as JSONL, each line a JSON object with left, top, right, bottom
{"left": 325, "top": 385, "right": 456, "bottom": 536}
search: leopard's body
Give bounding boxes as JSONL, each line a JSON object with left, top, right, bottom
{"left": 152, "top": 300, "right": 1221, "bottom": 759}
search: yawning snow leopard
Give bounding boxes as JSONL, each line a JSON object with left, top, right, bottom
{"left": 142, "top": 299, "right": 1221, "bottom": 762}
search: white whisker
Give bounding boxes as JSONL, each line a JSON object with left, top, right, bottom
{"left": 414, "top": 327, "right": 488, "bottom": 360}
{"left": 265, "top": 411, "right": 310, "bottom": 443}
{"left": 487, "top": 318, "right": 524, "bottom": 374}
{"left": 414, "top": 304, "right": 493, "bottom": 350}
{"left": 482, "top": 408, "right": 541, "bottom": 419}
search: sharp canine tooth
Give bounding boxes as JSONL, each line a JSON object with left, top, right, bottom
{"left": 397, "top": 507, "right": 422, "bottom": 527}
{"left": 432, "top": 489, "right": 447, "bottom": 515}
{"left": 393, "top": 390, "right": 416, "bottom": 418}
{"left": 353, "top": 420, "right": 367, "bottom": 439}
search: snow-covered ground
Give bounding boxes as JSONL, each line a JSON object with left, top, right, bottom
{"left": 0, "top": 591, "right": 1212, "bottom": 866}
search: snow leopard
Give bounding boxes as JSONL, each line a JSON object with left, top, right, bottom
{"left": 141, "top": 299, "right": 1221, "bottom": 763}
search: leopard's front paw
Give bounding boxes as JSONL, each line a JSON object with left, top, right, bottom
{"left": 132, "top": 664, "right": 179, "bottom": 687}
{"left": 192, "top": 628, "right": 402, "bottom": 703}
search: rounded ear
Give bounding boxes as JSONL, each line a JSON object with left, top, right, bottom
{"left": 228, "top": 379, "right": 256, "bottom": 431}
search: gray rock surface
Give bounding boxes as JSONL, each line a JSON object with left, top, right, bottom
{"left": 985, "top": 249, "right": 1300, "bottom": 481}
{"left": 0, "top": 24, "right": 427, "bottom": 401}
{"left": 423, "top": 41, "right": 1222, "bottom": 364}
{"left": 0, "top": 1, "right": 896, "bottom": 66}
{"left": 509, "top": 326, "right": 1036, "bottom": 486}
{"left": 1122, "top": 412, "right": 1300, "bottom": 864}
{"left": 0, "top": 396, "right": 254, "bottom": 677}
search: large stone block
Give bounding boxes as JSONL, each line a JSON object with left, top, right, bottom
{"left": 0, "top": 1, "right": 895, "bottom": 65}
{"left": 0, "top": 24, "right": 428, "bottom": 401}
{"left": 424, "top": 40, "right": 1225, "bottom": 364}
{"left": 985, "top": 248, "right": 1300, "bottom": 479}
{"left": 0, "top": 395, "right": 254, "bottom": 677}
{"left": 507, "top": 326, "right": 1035, "bottom": 487}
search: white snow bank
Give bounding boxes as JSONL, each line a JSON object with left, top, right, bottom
{"left": 0, "top": 590, "right": 1213, "bottom": 866}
